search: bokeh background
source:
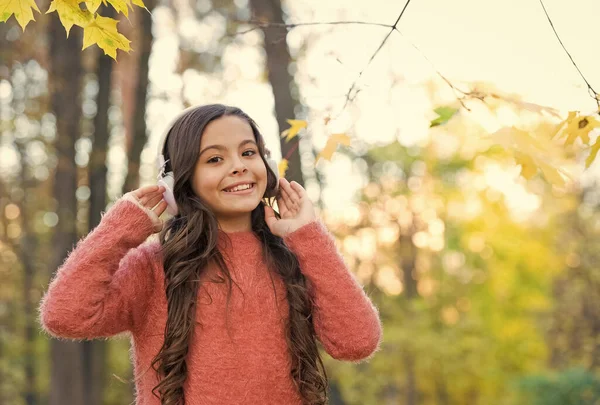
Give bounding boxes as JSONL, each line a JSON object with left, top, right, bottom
{"left": 1, "top": 0, "right": 600, "bottom": 404}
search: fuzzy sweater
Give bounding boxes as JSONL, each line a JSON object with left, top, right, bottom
{"left": 39, "top": 198, "right": 382, "bottom": 405}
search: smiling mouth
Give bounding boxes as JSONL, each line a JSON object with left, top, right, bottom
{"left": 222, "top": 183, "right": 256, "bottom": 193}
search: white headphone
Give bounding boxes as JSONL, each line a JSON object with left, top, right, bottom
{"left": 156, "top": 106, "right": 280, "bottom": 216}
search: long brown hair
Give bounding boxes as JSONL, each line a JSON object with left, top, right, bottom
{"left": 150, "top": 104, "right": 328, "bottom": 404}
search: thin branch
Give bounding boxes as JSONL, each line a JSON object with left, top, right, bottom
{"left": 231, "top": 1, "right": 597, "bottom": 118}
{"left": 340, "top": 0, "right": 413, "bottom": 113}
{"left": 402, "top": 37, "right": 473, "bottom": 110}
{"left": 539, "top": 0, "right": 600, "bottom": 109}
{"left": 231, "top": 2, "right": 475, "bottom": 112}
{"left": 231, "top": 20, "right": 396, "bottom": 36}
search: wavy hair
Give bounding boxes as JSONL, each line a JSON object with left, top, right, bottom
{"left": 150, "top": 104, "right": 328, "bottom": 404}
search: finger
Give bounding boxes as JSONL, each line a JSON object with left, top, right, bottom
{"left": 280, "top": 183, "right": 299, "bottom": 212}
{"left": 152, "top": 200, "right": 169, "bottom": 217}
{"left": 146, "top": 194, "right": 165, "bottom": 209}
{"left": 281, "top": 192, "right": 299, "bottom": 216}
{"left": 264, "top": 205, "right": 275, "bottom": 222}
{"left": 139, "top": 188, "right": 165, "bottom": 206}
{"left": 289, "top": 180, "right": 306, "bottom": 198}
{"left": 276, "top": 194, "right": 291, "bottom": 217}
{"left": 133, "top": 185, "right": 161, "bottom": 199}
{"left": 280, "top": 179, "right": 301, "bottom": 207}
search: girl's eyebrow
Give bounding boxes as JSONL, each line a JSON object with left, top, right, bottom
{"left": 199, "top": 139, "right": 257, "bottom": 157}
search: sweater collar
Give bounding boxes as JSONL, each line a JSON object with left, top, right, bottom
{"left": 217, "top": 229, "right": 261, "bottom": 254}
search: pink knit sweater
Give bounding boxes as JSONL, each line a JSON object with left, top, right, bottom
{"left": 39, "top": 198, "right": 382, "bottom": 404}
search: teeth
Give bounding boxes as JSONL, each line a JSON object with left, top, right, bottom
{"left": 225, "top": 183, "right": 253, "bottom": 192}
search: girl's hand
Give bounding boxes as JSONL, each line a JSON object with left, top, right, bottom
{"left": 122, "top": 185, "right": 169, "bottom": 234}
{"left": 264, "top": 178, "right": 317, "bottom": 238}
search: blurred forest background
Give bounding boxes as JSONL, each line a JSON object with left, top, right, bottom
{"left": 2, "top": 0, "right": 600, "bottom": 404}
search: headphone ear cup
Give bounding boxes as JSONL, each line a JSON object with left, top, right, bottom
{"left": 264, "top": 157, "right": 280, "bottom": 198}
{"left": 158, "top": 172, "right": 178, "bottom": 216}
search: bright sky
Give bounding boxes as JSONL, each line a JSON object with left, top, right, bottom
{"left": 2, "top": 0, "right": 598, "bottom": 218}
{"left": 286, "top": 0, "right": 600, "bottom": 214}
{"left": 233, "top": 0, "right": 599, "bottom": 214}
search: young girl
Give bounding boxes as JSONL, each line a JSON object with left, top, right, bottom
{"left": 39, "top": 104, "right": 382, "bottom": 405}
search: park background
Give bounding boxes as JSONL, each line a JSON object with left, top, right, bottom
{"left": 1, "top": 0, "right": 600, "bottom": 404}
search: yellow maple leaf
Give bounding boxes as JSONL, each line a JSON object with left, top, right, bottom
{"left": 84, "top": 0, "right": 105, "bottom": 14}
{"left": 490, "top": 126, "right": 570, "bottom": 187}
{"left": 514, "top": 152, "right": 537, "bottom": 180}
{"left": 315, "top": 133, "right": 351, "bottom": 163}
{"left": 278, "top": 159, "right": 289, "bottom": 178}
{"left": 106, "top": 0, "right": 131, "bottom": 18}
{"left": 131, "top": 0, "right": 147, "bottom": 10}
{"left": 538, "top": 161, "right": 567, "bottom": 187}
{"left": 85, "top": 0, "right": 145, "bottom": 14}
{"left": 491, "top": 126, "right": 549, "bottom": 157}
{"left": 561, "top": 111, "right": 600, "bottom": 146}
{"left": 586, "top": 138, "right": 600, "bottom": 169}
{"left": 281, "top": 119, "right": 307, "bottom": 143}
{"left": 46, "top": 0, "right": 93, "bottom": 36}
{"left": 0, "top": 0, "right": 40, "bottom": 30}
{"left": 83, "top": 14, "right": 131, "bottom": 60}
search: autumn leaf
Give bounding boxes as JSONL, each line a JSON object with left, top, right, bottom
{"left": 586, "top": 138, "right": 600, "bottom": 169}
{"left": 430, "top": 106, "right": 459, "bottom": 127}
{"left": 84, "top": 0, "right": 105, "bottom": 14}
{"left": 281, "top": 119, "right": 307, "bottom": 142}
{"left": 561, "top": 111, "right": 600, "bottom": 146}
{"left": 490, "top": 126, "right": 547, "bottom": 156}
{"left": 46, "top": 0, "right": 93, "bottom": 36}
{"left": 495, "top": 95, "right": 562, "bottom": 118}
{"left": 131, "top": 0, "right": 148, "bottom": 10}
{"left": 278, "top": 159, "right": 289, "bottom": 178}
{"left": 315, "top": 133, "right": 351, "bottom": 163}
{"left": 514, "top": 152, "right": 537, "bottom": 180}
{"left": 538, "top": 161, "right": 567, "bottom": 187}
{"left": 83, "top": 14, "right": 131, "bottom": 60}
{"left": 0, "top": 0, "right": 40, "bottom": 30}
{"left": 490, "top": 126, "right": 570, "bottom": 187}
{"left": 106, "top": 0, "right": 132, "bottom": 18}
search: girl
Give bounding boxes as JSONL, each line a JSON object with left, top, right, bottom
{"left": 39, "top": 104, "right": 382, "bottom": 405}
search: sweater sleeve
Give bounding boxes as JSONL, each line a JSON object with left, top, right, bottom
{"left": 38, "top": 198, "right": 158, "bottom": 339}
{"left": 283, "top": 220, "right": 382, "bottom": 362}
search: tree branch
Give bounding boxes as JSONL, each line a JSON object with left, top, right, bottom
{"left": 340, "top": 0, "right": 413, "bottom": 113}
{"left": 232, "top": 20, "right": 396, "bottom": 36}
{"left": 231, "top": 0, "right": 598, "bottom": 117}
{"left": 539, "top": 0, "right": 600, "bottom": 109}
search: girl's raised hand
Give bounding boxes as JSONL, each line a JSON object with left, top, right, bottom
{"left": 264, "top": 178, "right": 317, "bottom": 238}
{"left": 122, "top": 185, "right": 169, "bottom": 233}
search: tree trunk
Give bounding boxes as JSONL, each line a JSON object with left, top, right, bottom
{"left": 547, "top": 191, "right": 600, "bottom": 372}
{"left": 123, "top": 0, "right": 156, "bottom": 193}
{"left": 47, "top": 16, "right": 85, "bottom": 405}
{"left": 248, "top": 0, "right": 304, "bottom": 186}
{"left": 399, "top": 228, "right": 418, "bottom": 405}
{"left": 16, "top": 143, "right": 38, "bottom": 405}
{"left": 82, "top": 7, "right": 116, "bottom": 404}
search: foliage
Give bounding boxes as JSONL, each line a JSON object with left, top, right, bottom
{"left": 430, "top": 87, "right": 600, "bottom": 188}
{"left": 518, "top": 368, "right": 600, "bottom": 405}
{"left": 0, "top": 0, "right": 147, "bottom": 59}
{"left": 321, "top": 110, "right": 579, "bottom": 403}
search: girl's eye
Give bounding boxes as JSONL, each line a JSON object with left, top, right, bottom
{"left": 207, "top": 150, "right": 257, "bottom": 164}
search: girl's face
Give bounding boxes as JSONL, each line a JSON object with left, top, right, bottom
{"left": 191, "top": 115, "right": 268, "bottom": 232}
